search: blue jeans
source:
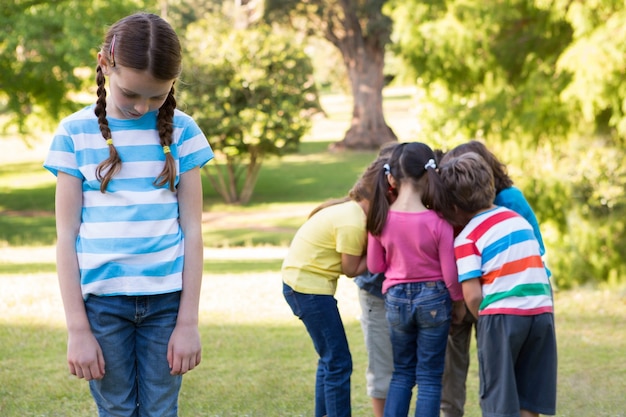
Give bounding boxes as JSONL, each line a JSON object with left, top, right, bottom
{"left": 85, "top": 292, "right": 182, "bottom": 417}
{"left": 283, "top": 283, "right": 352, "bottom": 417}
{"left": 383, "top": 282, "right": 452, "bottom": 417}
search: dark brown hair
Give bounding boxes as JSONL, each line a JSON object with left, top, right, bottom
{"left": 440, "top": 140, "right": 513, "bottom": 193}
{"left": 366, "top": 142, "right": 449, "bottom": 236}
{"left": 94, "top": 13, "right": 182, "bottom": 192}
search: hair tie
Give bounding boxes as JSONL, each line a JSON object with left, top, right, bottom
{"left": 383, "top": 163, "right": 391, "bottom": 175}
{"left": 106, "top": 138, "right": 113, "bottom": 146}
{"left": 424, "top": 158, "right": 436, "bottom": 170}
{"left": 109, "top": 34, "right": 116, "bottom": 67}
{"left": 162, "top": 145, "right": 171, "bottom": 154}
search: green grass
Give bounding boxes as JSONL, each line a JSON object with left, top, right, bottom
{"left": 1, "top": 285, "right": 625, "bottom": 416}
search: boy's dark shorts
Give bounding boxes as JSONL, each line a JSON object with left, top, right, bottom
{"left": 477, "top": 313, "right": 557, "bottom": 417}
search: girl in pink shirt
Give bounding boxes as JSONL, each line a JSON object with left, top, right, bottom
{"left": 366, "top": 142, "right": 464, "bottom": 417}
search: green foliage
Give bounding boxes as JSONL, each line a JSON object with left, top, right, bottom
{"left": 0, "top": 0, "right": 148, "bottom": 133}
{"left": 181, "top": 14, "right": 320, "bottom": 203}
{"left": 556, "top": 3, "right": 626, "bottom": 143}
{"left": 390, "top": 0, "right": 626, "bottom": 288}
{"left": 390, "top": 0, "right": 573, "bottom": 143}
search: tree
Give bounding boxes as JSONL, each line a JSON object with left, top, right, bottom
{"left": 555, "top": 2, "right": 626, "bottom": 145}
{"left": 264, "top": 0, "right": 397, "bottom": 150}
{"left": 0, "top": 0, "right": 146, "bottom": 135}
{"left": 389, "top": 0, "right": 573, "bottom": 146}
{"left": 180, "top": 14, "right": 321, "bottom": 204}
{"left": 390, "top": 0, "right": 626, "bottom": 288}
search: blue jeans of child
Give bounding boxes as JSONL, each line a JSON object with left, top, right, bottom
{"left": 85, "top": 291, "right": 182, "bottom": 417}
{"left": 383, "top": 281, "right": 452, "bottom": 417}
{"left": 283, "top": 283, "right": 352, "bottom": 417}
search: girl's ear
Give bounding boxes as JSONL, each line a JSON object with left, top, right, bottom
{"left": 387, "top": 174, "right": 397, "bottom": 189}
{"left": 97, "top": 52, "right": 112, "bottom": 75}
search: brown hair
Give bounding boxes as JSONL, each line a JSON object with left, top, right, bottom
{"left": 438, "top": 152, "right": 496, "bottom": 224}
{"left": 440, "top": 140, "right": 513, "bottom": 193}
{"left": 308, "top": 143, "right": 400, "bottom": 218}
{"left": 94, "top": 13, "right": 182, "bottom": 192}
{"left": 366, "top": 142, "right": 449, "bottom": 236}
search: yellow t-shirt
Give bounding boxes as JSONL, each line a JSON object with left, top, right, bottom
{"left": 282, "top": 200, "right": 367, "bottom": 295}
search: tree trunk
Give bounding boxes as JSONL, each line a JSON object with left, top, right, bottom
{"left": 238, "top": 149, "right": 263, "bottom": 204}
{"left": 202, "top": 158, "right": 243, "bottom": 204}
{"left": 202, "top": 152, "right": 263, "bottom": 205}
{"left": 338, "top": 45, "right": 397, "bottom": 150}
{"left": 327, "top": 4, "right": 398, "bottom": 151}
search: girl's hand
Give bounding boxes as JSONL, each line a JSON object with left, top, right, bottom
{"left": 67, "top": 329, "right": 105, "bottom": 380}
{"left": 167, "top": 323, "right": 202, "bottom": 375}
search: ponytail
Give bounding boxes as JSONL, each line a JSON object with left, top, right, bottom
{"left": 366, "top": 166, "right": 392, "bottom": 236}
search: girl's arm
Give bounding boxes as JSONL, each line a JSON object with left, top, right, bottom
{"left": 366, "top": 233, "right": 387, "bottom": 274}
{"left": 55, "top": 172, "right": 105, "bottom": 380}
{"left": 167, "top": 167, "right": 203, "bottom": 375}
{"left": 341, "top": 253, "right": 367, "bottom": 278}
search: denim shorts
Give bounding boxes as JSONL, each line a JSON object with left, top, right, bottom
{"left": 85, "top": 291, "right": 183, "bottom": 417}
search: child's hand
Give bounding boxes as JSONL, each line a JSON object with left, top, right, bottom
{"left": 167, "top": 323, "right": 202, "bottom": 375}
{"left": 67, "top": 328, "right": 105, "bottom": 380}
{"left": 451, "top": 301, "right": 467, "bottom": 325}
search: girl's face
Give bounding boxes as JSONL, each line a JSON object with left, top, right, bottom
{"left": 98, "top": 53, "right": 175, "bottom": 120}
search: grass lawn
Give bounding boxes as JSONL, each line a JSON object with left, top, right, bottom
{"left": 1, "top": 259, "right": 625, "bottom": 416}
{"left": 1, "top": 88, "right": 625, "bottom": 416}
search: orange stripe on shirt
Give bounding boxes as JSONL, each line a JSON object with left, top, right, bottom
{"left": 482, "top": 255, "right": 545, "bottom": 284}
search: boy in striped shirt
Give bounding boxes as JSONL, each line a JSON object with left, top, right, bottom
{"left": 438, "top": 152, "right": 557, "bottom": 417}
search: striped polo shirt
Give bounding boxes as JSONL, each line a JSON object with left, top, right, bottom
{"left": 44, "top": 105, "right": 214, "bottom": 298}
{"left": 454, "top": 206, "right": 553, "bottom": 316}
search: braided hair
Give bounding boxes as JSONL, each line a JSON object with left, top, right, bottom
{"left": 94, "top": 13, "right": 182, "bottom": 192}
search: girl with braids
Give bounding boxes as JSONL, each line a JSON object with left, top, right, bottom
{"left": 365, "top": 142, "right": 465, "bottom": 417}
{"left": 43, "top": 13, "right": 213, "bottom": 416}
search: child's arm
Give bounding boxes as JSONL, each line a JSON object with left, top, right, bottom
{"left": 168, "top": 167, "right": 203, "bottom": 375}
{"left": 55, "top": 172, "right": 105, "bottom": 380}
{"left": 366, "top": 233, "right": 387, "bottom": 274}
{"left": 462, "top": 278, "right": 482, "bottom": 319}
{"left": 341, "top": 253, "right": 367, "bottom": 277}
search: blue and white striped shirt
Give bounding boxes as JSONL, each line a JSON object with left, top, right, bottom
{"left": 44, "top": 105, "right": 214, "bottom": 298}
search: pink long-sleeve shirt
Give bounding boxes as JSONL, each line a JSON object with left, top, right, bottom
{"left": 367, "top": 210, "right": 463, "bottom": 300}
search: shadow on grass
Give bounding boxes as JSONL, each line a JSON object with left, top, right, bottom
{"left": 0, "top": 213, "right": 56, "bottom": 246}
